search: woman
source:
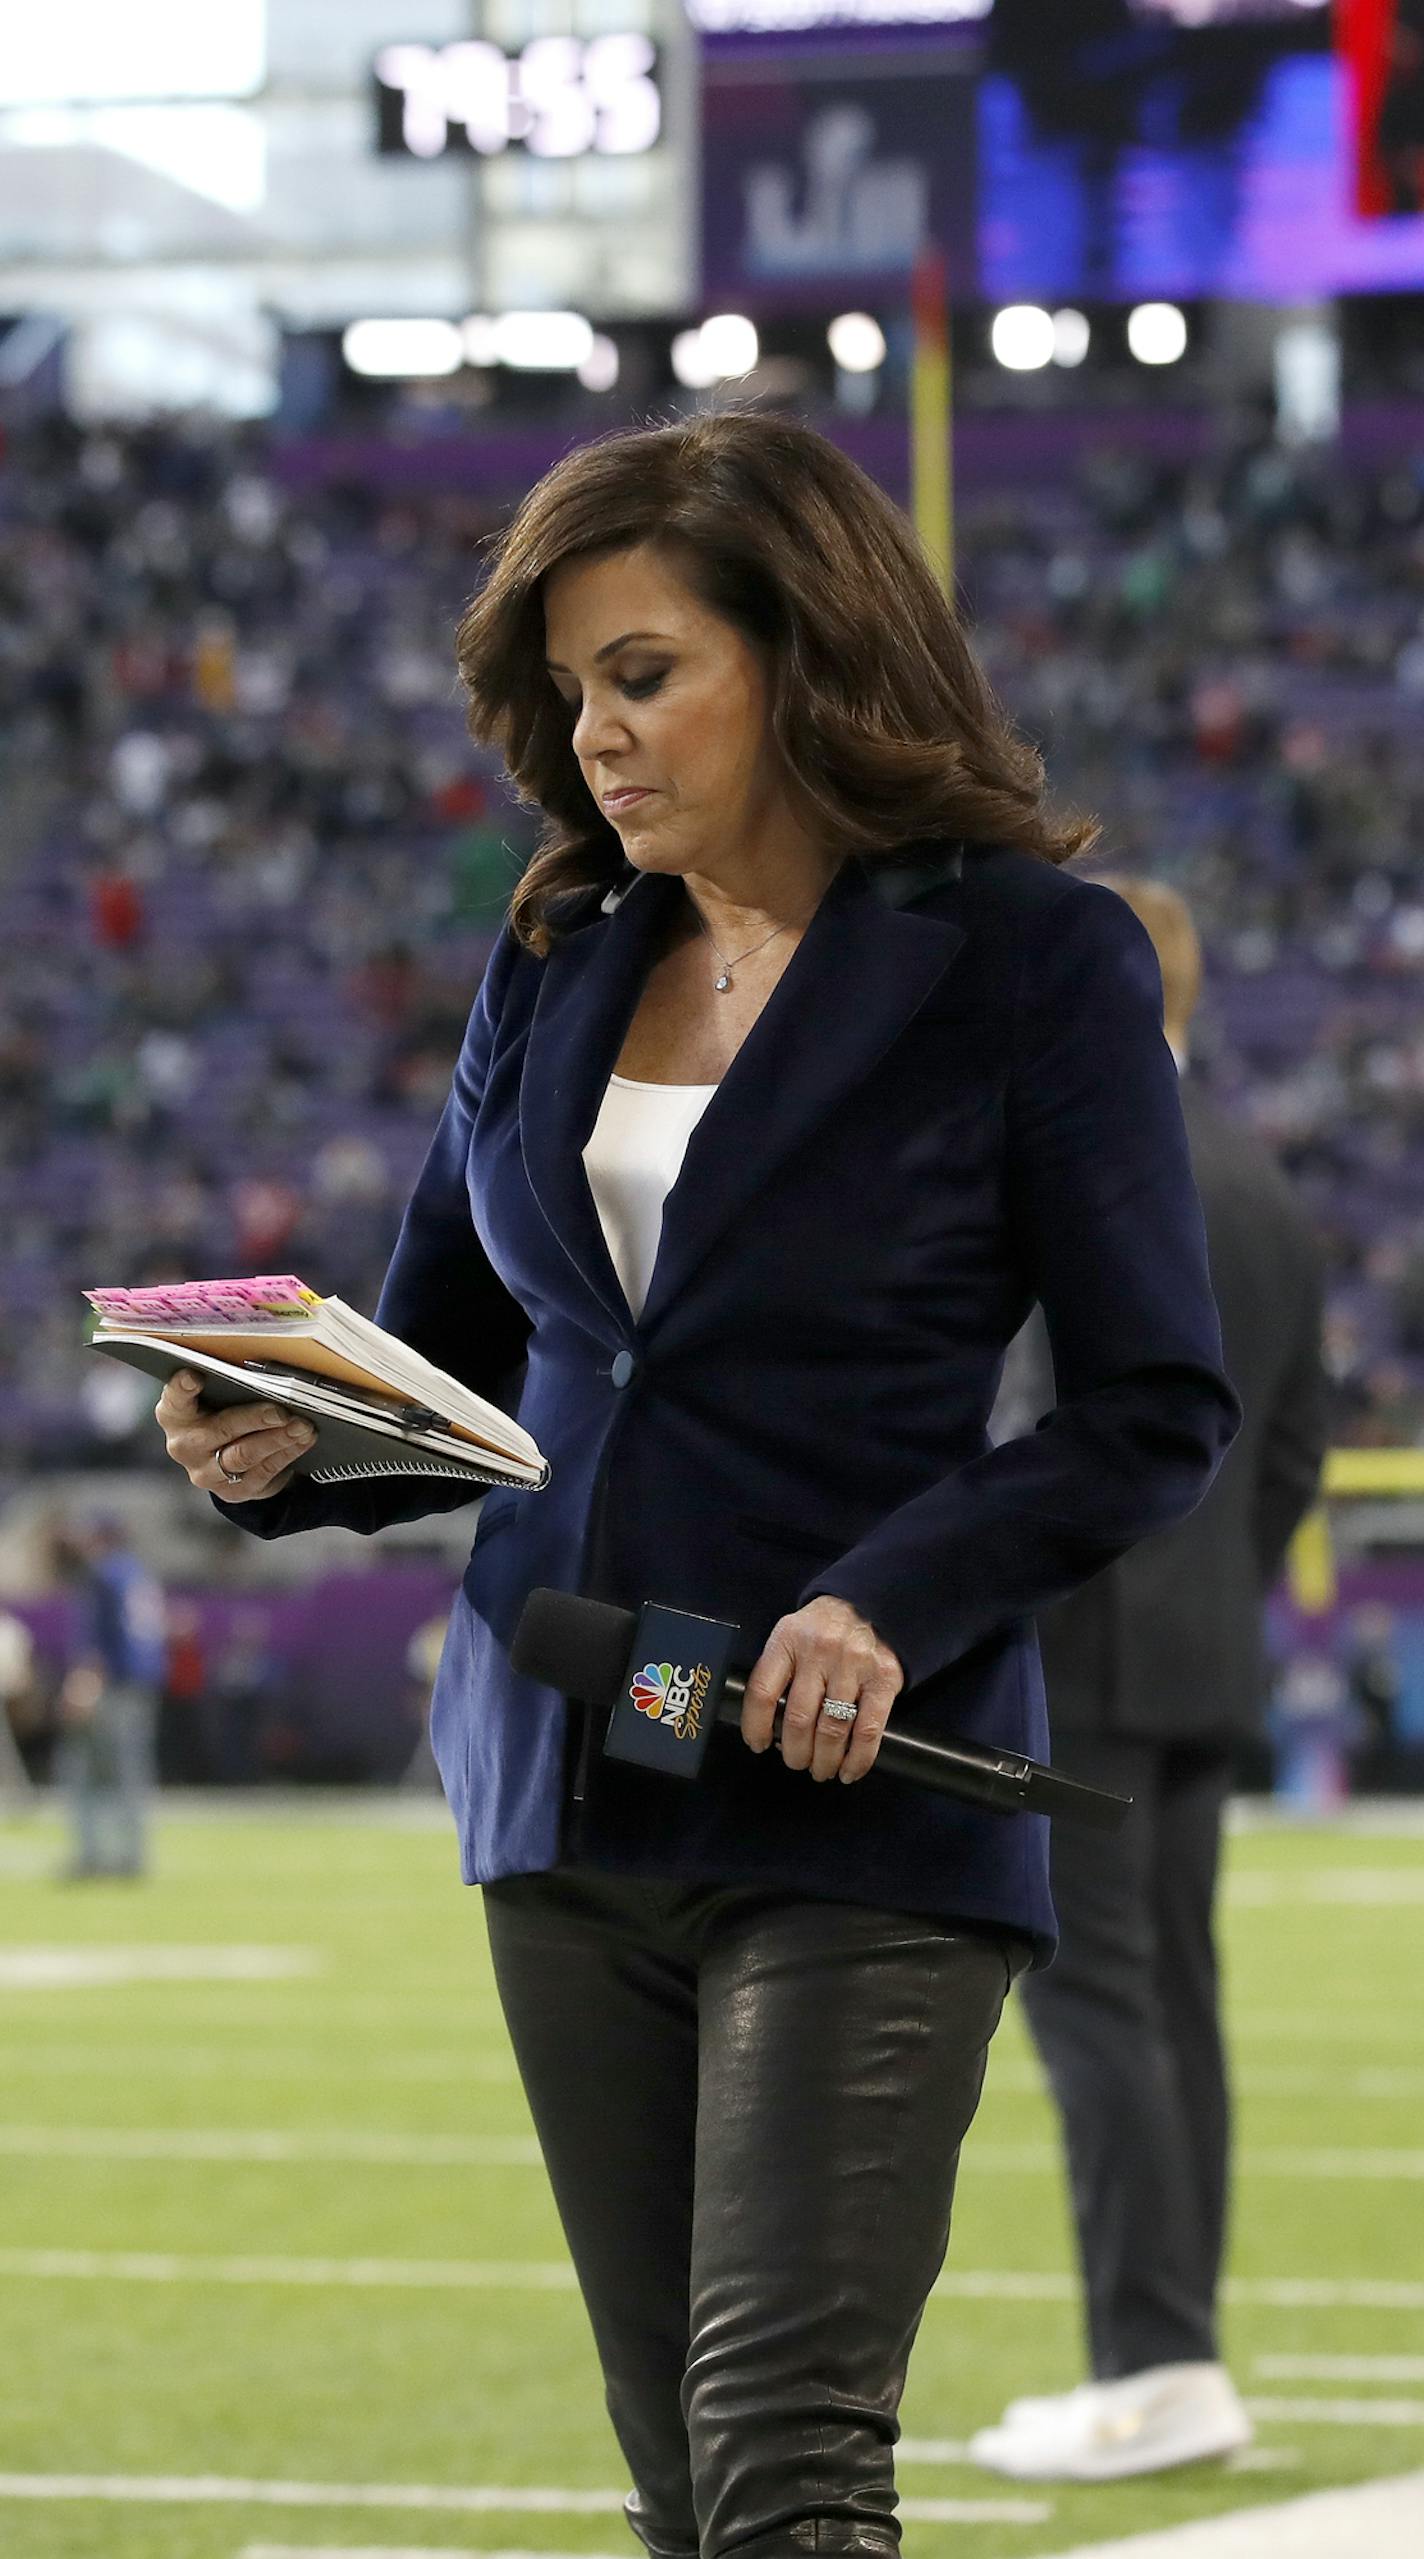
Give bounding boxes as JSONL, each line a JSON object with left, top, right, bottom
{"left": 158, "top": 412, "right": 1238, "bottom": 2559}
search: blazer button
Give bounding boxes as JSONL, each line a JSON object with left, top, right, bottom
{"left": 610, "top": 1350, "right": 637, "bottom": 1389}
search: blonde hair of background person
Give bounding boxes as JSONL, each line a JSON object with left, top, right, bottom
{"left": 1103, "top": 875, "right": 1203, "bottom": 1056}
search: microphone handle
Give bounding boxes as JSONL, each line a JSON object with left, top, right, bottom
{"left": 717, "top": 1676, "right": 1131, "bottom": 1832}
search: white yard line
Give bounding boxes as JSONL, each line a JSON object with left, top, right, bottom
{"left": 935, "top": 2270, "right": 1424, "bottom": 2312}
{"left": 838, "top": 2441, "right": 1300, "bottom": 2479}
{"left": 1217, "top": 2278, "right": 1424, "bottom": 2311}
{"left": 0, "top": 2126, "right": 542, "bottom": 2166}
{"left": 0, "top": 1946, "right": 320, "bottom": 1990}
{"left": 1257, "top": 2356, "right": 1424, "bottom": 2384}
{"left": 241, "top": 2547, "right": 631, "bottom": 2558}
{"left": 1224, "top": 1871, "right": 1424, "bottom": 1904}
{"left": 8, "top": 2043, "right": 1419, "bottom": 2098}
{"left": 0, "top": 2249, "right": 581, "bottom": 2289}
{"left": 0, "top": 2042, "right": 517, "bottom": 2082}
{"left": 0, "top": 2480, "right": 627, "bottom": 2514}
{"left": 1026, "top": 2469, "right": 1424, "bottom": 2559}
{"left": 0, "top": 2124, "right": 1064, "bottom": 2173}
{"left": 1246, "top": 2396, "right": 1424, "bottom": 2428}
{"left": 6, "top": 2125, "right": 1423, "bottom": 2178}
{"left": 0, "top": 2476, "right": 1049, "bottom": 2526}
{"left": 2, "top": 2248, "right": 1421, "bottom": 2313}
{"left": 1228, "top": 2014, "right": 1424, "bottom": 2046}
{"left": 986, "top": 2059, "right": 1424, "bottom": 2098}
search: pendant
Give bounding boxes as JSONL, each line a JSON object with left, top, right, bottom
{"left": 714, "top": 970, "right": 732, "bottom": 992}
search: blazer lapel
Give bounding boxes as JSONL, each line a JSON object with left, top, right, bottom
{"left": 518, "top": 851, "right": 967, "bottom": 1338}
{"left": 519, "top": 866, "right": 682, "bottom": 1333}
{"left": 640, "top": 855, "right": 966, "bottom": 1332}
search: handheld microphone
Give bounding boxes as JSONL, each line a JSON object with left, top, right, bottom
{"left": 511, "top": 1588, "right": 1131, "bottom": 1832}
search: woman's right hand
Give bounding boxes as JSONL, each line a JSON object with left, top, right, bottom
{"left": 155, "top": 1370, "right": 316, "bottom": 1502}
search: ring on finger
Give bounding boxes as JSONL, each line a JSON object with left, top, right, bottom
{"left": 819, "top": 1697, "right": 859, "bottom": 1726}
{"left": 218, "top": 1451, "right": 245, "bottom": 1486}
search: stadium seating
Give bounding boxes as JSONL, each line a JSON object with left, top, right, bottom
{"left": 2, "top": 414, "right": 1421, "bottom": 1468}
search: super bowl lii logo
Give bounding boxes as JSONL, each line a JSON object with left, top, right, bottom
{"left": 629, "top": 1659, "right": 711, "bottom": 1738}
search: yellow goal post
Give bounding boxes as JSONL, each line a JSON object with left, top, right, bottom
{"left": 1287, "top": 1450, "right": 1424, "bottom": 1614}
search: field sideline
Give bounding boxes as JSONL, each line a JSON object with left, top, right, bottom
{"left": 1, "top": 1799, "right": 1421, "bottom": 2559}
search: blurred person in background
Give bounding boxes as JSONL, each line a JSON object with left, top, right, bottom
{"left": 157, "top": 1597, "right": 209, "bottom": 1784}
{"left": 1269, "top": 1646, "right": 1358, "bottom": 1813}
{"left": 53, "top": 1514, "right": 166, "bottom": 1881}
{"left": 0, "top": 1606, "right": 37, "bottom": 1804}
{"left": 1378, "top": 0, "right": 1424, "bottom": 216}
{"left": 208, "top": 1606, "right": 277, "bottom": 1786}
{"left": 972, "top": 878, "right": 1328, "bottom": 2485}
{"left": 1343, "top": 1602, "right": 1402, "bottom": 1779}
{"left": 401, "top": 1606, "right": 451, "bottom": 1789}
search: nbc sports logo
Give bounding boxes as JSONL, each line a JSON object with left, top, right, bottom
{"left": 630, "top": 1660, "right": 706, "bottom": 1724}
{"left": 631, "top": 1661, "right": 676, "bottom": 1720}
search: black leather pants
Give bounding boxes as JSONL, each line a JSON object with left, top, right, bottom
{"left": 482, "top": 1866, "right": 1022, "bottom": 2559}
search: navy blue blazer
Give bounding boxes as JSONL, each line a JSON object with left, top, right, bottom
{"left": 222, "top": 841, "right": 1239, "bottom": 1959}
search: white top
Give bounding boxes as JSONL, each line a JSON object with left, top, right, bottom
{"left": 583, "top": 1071, "right": 717, "bottom": 1320}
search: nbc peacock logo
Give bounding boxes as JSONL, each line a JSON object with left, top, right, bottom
{"left": 629, "top": 1658, "right": 710, "bottom": 1737}
{"left": 631, "top": 1661, "right": 677, "bottom": 1720}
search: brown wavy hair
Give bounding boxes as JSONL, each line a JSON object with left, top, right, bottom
{"left": 455, "top": 409, "right": 1099, "bottom": 953}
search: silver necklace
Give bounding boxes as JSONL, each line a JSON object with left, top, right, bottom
{"left": 693, "top": 905, "right": 800, "bottom": 993}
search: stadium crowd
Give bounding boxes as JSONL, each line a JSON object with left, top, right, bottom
{"left": 2, "top": 412, "right": 1422, "bottom": 1471}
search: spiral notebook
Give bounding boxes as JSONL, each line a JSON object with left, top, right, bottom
{"left": 84, "top": 1275, "right": 548, "bottom": 1492}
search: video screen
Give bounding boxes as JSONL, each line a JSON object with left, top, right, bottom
{"left": 980, "top": 3, "right": 1424, "bottom": 296}
{"left": 702, "top": 37, "right": 980, "bottom": 305}
{"left": 1127, "top": 1, "right": 1329, "bottom": 21}
{"left": 1342, "top": 0, "right": 1424, "bottom": 217}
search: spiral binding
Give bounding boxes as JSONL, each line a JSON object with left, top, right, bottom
{"left": 310, "top": 1457, "right": 484, "bottom": 1485}
{"left": 308, "top": 1456, "right": 545, "bottom": 1490}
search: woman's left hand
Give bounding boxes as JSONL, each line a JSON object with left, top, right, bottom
{"left": 740, "top": 1595, "right": 905, "bottom": 1785}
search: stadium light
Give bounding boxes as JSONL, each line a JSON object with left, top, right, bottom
{"left": 578, "top": 333, "right": 620, "bottom": 392}
{"left": 671, "top": 329, "right": 715, "bottom": 389}
{"left": 460, "top": 313, "right": 597, "bottom": 371}
{"left": 461, "top": 315, "right": 500, "bottom": 367}
{"left": 700, "top": 314, "right": 759, "bottom": 379}
{"left": 1052, "top": 309, "right": 1091, "bottom": 368}
{"left": 493, "top": 312, "right": 595, "bottom": 371}
{"left": 828, "top": 313, "right": 886, "bottom": 374}
{"left": 991, "top": 306, "right": 1055, "bottom": 372}
{"left": 342, "top": 318, "right": 464, "bottom": 378}
{"left": 1127, "top": 303, "right": 1188, "bottom": 365}
{"left": 672, "top": 315, "right": 759, "bottom": 387}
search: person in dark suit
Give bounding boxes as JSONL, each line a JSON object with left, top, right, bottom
{"left": 971, "top": 876, "right": 1327, "bottom": 2486}
{"left": 155, "top": 415, "right": 1237, "bottom": 2559}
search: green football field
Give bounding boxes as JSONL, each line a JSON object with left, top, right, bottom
{"left": 1, "top": 1799, "right": 1421, "bottom": 2559}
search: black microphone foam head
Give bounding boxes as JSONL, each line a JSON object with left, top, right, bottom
{"left": 510, "top": 1587, "right": 638, "bottom": 1706}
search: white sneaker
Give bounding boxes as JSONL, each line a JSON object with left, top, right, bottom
{"left": 998, "top": 2383, "right": 1093, "bottom": 2429}
{"left": 968, "top": 2361, "right": 1254, "bottom": 2483}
